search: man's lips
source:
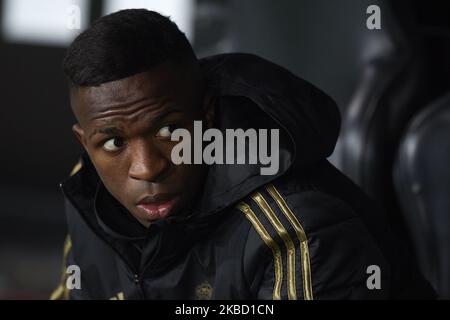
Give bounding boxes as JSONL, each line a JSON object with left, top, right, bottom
{"left": 136, "top": 194, "right": 180, "bottom": 220}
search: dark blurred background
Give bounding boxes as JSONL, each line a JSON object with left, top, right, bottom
{"left": 0, "top": 0, "right": 449, "bottom": 299}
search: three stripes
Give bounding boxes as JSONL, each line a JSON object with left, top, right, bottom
{"left": 237, "top": 184, "right": 313, "bottom": 300}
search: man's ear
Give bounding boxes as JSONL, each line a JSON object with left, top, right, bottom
{"left": 72, "top": 124, "right": 87, "bottom": 150}
{"left": 203, "top": 91, "right": 216, "bottom": 129}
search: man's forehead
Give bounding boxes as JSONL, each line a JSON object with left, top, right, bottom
{"left": 71, "top": 65, "right": 180, "bottom": 113}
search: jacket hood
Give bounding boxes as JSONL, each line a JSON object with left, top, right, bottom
{"left": 62, "top": 53, "right": 340, "bottom": 224}
{"left": 190, "top": 53, "right": 340, "bottom": 218}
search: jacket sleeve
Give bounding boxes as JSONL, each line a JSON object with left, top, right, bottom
{"left": 49, "top": 234, "right": 89, "bottom": 300}
{"left": 50, "top": 161, "right": 86, "bottom": 300}
{"left": 241, "top": 186, "right": 393, "bottom": 300}
{"left": 49, "top": 235, "right": 72, "bottom": 300}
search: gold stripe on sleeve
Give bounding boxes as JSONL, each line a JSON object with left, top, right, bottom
{"left": 251, "top": 192, "right": 297, "bottom": 300}
{"left": 237, "top": 202, "right": 283, "bottom": 300}
{"left": 266, "top": 184, "right": 314, "bottom": 300}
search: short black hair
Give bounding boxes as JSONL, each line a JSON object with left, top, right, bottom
{"left": 63, "top": 9, "right": 196, "bottom": 87}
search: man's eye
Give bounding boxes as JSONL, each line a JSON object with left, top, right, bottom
{"left": 103, "top": 138, "right": 125, "bottom": 152}
{"left": 156, "top": 125, "right": 177, "bottom": 139}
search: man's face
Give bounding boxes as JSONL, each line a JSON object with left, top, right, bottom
{"left": 70, "top": 61, "right": 212, "bottom": 228}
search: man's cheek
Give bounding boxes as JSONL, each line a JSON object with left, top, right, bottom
{"left": 91, "top": 152, "right": 124, "bottom": 174}
{"left": 90, "top": 155, "right": 127, "bottom": 189}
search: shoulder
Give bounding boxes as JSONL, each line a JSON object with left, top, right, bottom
{"left": 236, "top": 182, "right": 361, "bottom": 242}
{"left": 236, "top": 182, "right": 391, "bottom": 299}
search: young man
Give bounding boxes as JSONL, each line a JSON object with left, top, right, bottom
{"left": 51, "top": 9, "right": 434, "bottom": 300}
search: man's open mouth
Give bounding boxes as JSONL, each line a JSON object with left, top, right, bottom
{"left": 136, "top": 194, "right": 180, "bottom": 220}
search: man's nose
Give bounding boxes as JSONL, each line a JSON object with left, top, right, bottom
{"left": 128, "top": 139, "right": 170, "bottom": 182}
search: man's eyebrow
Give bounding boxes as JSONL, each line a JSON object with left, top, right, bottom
{"left": 87, "top": 109, "right": 183, "bottom": 139}
{"left": 149, "top": 109, "right": 182, "bottom": 127}
{"left": 88, "top": 127, "right": 123, "bottom": 139}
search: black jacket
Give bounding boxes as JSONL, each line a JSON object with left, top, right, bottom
{"left": 51, "top": 53, "right": 434, "bottom": 300}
